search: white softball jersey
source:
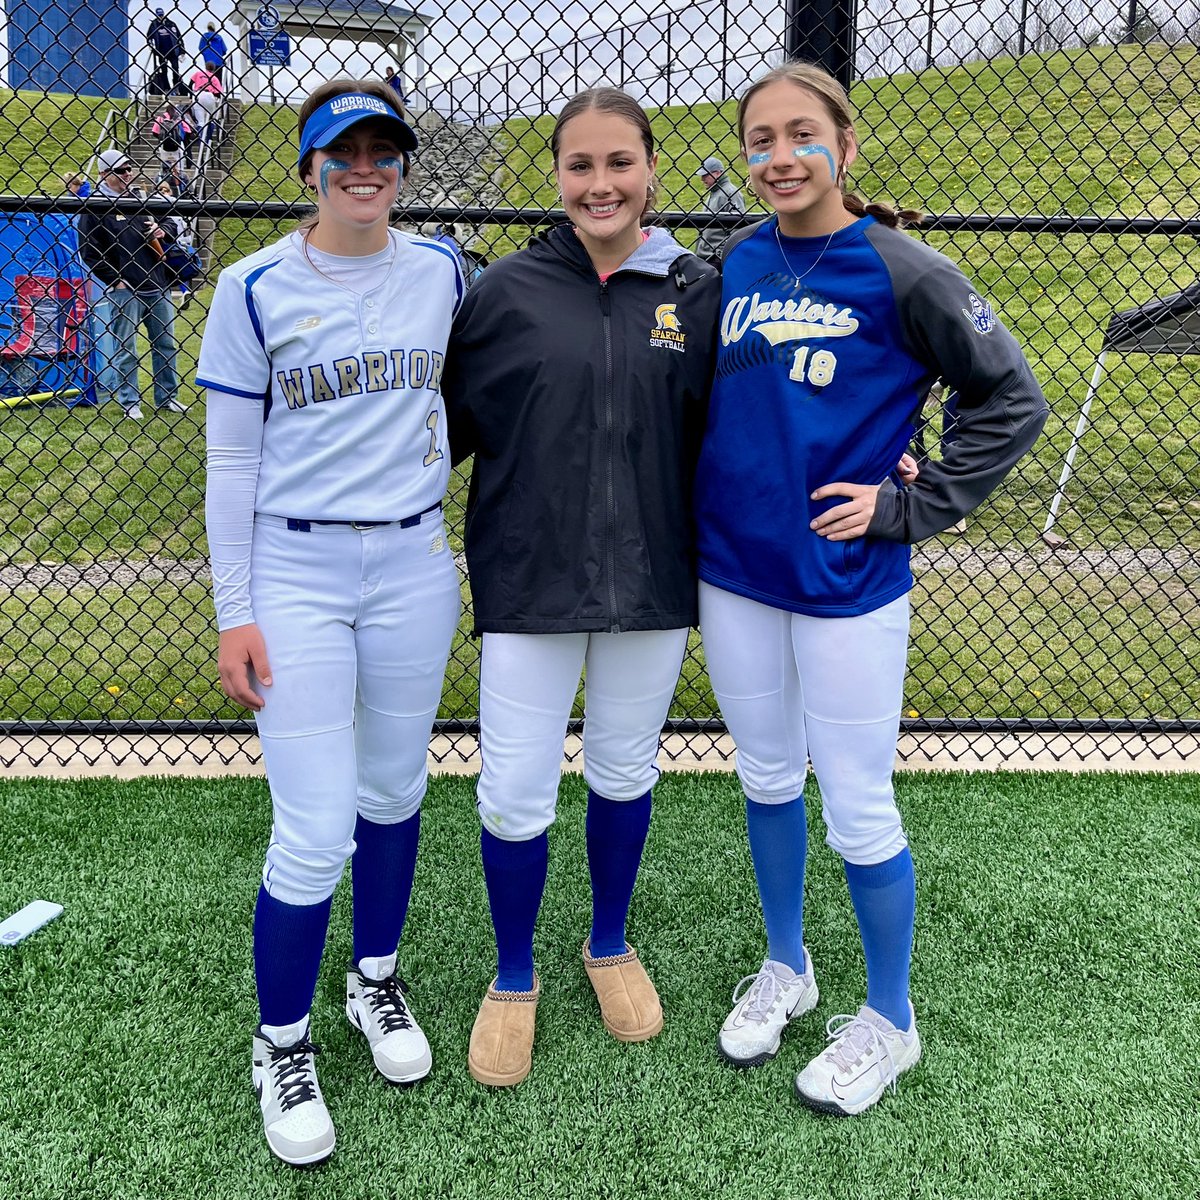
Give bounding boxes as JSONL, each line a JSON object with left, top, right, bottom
{"left": 198, "top": 229, "right": 462, "bottom": 523}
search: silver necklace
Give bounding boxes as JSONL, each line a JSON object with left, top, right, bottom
{"left": 774, "top": 215, "right": 849, "bottom": 288}
{"left": 302, "top": 229, "right": 396, "bottom": 291}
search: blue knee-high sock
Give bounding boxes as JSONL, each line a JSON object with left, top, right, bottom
{"left": 746, "top": 796, "right": 808, "bottom": 973}
{"left": 481, "top": 827, "right": 548, "bottom": 992}
{"left": 351, "top": 810, "right": 420, "bottom": 964}
{"left": 586, "top": 789, "right": 652, "bottom": 958}
{"left": 254, "top": 886, "right": 334, "bottom": 1028}
{"left": 844, "top": 846, "right": 916, "bottom": 1031}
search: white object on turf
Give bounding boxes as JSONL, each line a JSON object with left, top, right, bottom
{"left": 794, "top": 1002, "right": 921, "bottom": 1116}
{"left": 252, "top": 1022, "right": 335, "bottom": 1165}
{"left": 718, "top": 952, "right": 819, "bottom": 1068}
{"left": 0, "top": 900, "right": 63, "bottom": 946}
{"left": 346, "top": 954, "right": 432, "bottom": 1083}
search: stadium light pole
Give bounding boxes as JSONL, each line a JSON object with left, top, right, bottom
{"left": 784, "top": 0, "right": 858, "bottom": 89}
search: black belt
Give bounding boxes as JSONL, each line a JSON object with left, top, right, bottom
{"left": 285, "top": 502, "right": 441, "bottom": 533}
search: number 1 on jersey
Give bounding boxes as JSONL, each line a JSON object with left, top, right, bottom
{"left": 789, "top": 347, "right": 837, "bottom": 387}
{"left": 423, "top": 409, "right": 444, "bottom": 467}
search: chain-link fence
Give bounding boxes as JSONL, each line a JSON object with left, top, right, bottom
{"left": 0, "top": 0, "right": 1196, "bottom": 771}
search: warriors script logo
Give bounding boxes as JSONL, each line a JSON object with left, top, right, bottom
{"left": 650, "top": 303, "right": 686, "bottom": 353}
{"left": 720, "top": 292, "right": 859, "bottom": 347}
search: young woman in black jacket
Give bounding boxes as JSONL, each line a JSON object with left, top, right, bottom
{"left": 443, "top": 88, "right": 721, "bottom": 1087}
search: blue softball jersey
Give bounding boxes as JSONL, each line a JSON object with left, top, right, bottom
{"left": 695, "top": 215, "right": 1048, "bottom": 618}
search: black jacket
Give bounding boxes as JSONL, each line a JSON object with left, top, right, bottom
{"left": 78, "top": 193, "right": 169, "bottom": 294}
{"left": 443, "top": 224, "right": 720, "bottom": 634}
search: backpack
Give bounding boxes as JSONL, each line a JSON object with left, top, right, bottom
{"left": 431, "top": 226, "right": 488, "bottom": 284}
{"left": 163, "top": 239, "right": 201, "bottom": 285}
{"left": 461, "top": 246, "right": 489, "bottom": 285}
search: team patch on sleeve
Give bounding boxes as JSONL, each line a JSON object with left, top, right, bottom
{"left": 962, "top": 291, "right": 996, "bottom": 335}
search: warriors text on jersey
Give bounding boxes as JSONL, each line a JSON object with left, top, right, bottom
{"left": 695, "top": 215, "right": 1046, "bottom": 618}
{"left": 197, "top": 229, "right": 463, "bottom": 522}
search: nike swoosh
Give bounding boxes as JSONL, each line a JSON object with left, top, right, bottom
{"left": 830, "top": 1060, "right": 877, "bottom": 1101}
{"left": 255, "top": 1081, "right": 263, "bottom": 1104}
{"left": 786, "top": 1000, "right": 804, "bottom": 1020}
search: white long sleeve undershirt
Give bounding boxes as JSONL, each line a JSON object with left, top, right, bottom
{"left": 204, "top": 387, "right": 263, "bottom": 631}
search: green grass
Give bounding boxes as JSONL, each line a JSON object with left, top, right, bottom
{"left": 2, "top": 560, "right": 1197, "bottom": 724}
{"left": 0, "top": 90, "right": 131, "bottom": 193}
{"left": 0, "top": 771, "right": 1197, "bottom": 1199}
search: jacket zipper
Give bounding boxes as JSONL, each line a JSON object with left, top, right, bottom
{"left": 600, "top": 280, "right": 619, "bottom": 633}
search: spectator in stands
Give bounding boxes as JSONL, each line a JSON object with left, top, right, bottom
{"left": 147, "top": 8, "right": 186, "bottom": 94}
{"left": 78, "top": 148, "right": 184, "bottom": 420}
{"left": 384, "top": 67, "right": 410, "bottom": 107}
{"left": 62, "top": 171, "right": 91, "bottom": 199}
{"left": 694, "top": 154, "right": 747, "bottom": 263}
{"left": 198, "top": 21, "right": 228, "bottom": 82}
{"left": 189, "top": 63, "right": 224, "bottom": 147}
{"left": 153, "top": 180, "right": 188, "bottom": 245}
{"left": 152, "top": 102, "right": 194, "bottom": 188}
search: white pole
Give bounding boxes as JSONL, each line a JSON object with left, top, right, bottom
{"left": 1043, "top": 350, "right": 1108, "bottom": 543}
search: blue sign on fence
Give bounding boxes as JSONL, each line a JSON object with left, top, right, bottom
{"left": 249, "top": 29, "right": 291, "bottom": 67}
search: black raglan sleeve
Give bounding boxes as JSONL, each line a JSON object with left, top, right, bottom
{"left": 865, "top": 230, "right": 1049, "bottom": 542}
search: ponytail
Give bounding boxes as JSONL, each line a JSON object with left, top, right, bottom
{"left": 843, "top": 191, "right": 924, "bottom": 229}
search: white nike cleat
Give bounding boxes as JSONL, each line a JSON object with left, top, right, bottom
{"left": 794, "top": 1002, "right": 921, "bottom": 1116}
{"left": 718, "top": 952, "right": 819, "bottom": 1068}
{"left": 251, "top": 1022, "right": 335, "bottom": 1166}
{"left": 346, "top": 955, "right": 432, "bottom": 1084}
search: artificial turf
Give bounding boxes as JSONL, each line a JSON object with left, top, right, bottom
{"left": 0, "top": 770, "right": 1196, "bottom": 1199}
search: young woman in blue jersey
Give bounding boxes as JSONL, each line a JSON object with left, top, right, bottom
{"left": 198, "top": 79, "right": 463, "bottom": 1165}
{"left": 695, "top": 63, "right": 1048, "bottom": 1114}
{"left": 442, "top": 88, "right": 721, "bottom": 1087}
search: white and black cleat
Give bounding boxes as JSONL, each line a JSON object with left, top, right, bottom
{"left": 346, "top": 955, "right": 432, "bottom": 1084}
{"left": 252, "top": 1023, "right": 335, "bottom": 1166}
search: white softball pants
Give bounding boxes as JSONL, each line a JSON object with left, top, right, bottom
{"left": 476, "top": 629, "right": 690, "bottom": 841}
{"left": 250, "top": 512, "right": 460, "bottom": 905}
{"left": 699, "top": 582, "right": 910, "bottom": 865}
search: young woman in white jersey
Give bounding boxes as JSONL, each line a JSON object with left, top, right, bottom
{"left": 695, "top": 63, "right": 1047, "bottom": 1115}
{"left": 198, "top": 79, "right": 464, "bottom": 1166}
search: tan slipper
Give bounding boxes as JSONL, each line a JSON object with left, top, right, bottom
{"left": 582, "top": 940, "right": 663, "bottom": 1043}
{"left": 467, "top": 974, "right": 540, "bottom": 1087}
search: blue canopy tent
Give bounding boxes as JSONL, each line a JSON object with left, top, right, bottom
{"left": 0, "top": 212, "right": 98, "bottom": 409}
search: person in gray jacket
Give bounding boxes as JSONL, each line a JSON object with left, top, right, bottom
{"left": 695, "top": 155, "right": 747, "bottom": 261}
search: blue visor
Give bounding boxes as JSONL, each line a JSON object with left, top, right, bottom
{"left": 297, "top": 93, "right": 418, "bottom": 167}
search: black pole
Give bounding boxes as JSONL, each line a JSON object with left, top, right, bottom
{"left": 1018, "top": 0, "right": 1028, "bottom": 55}
{"left": 1125, "top": 0, "right": 1139, "bottom": 43}
{"left": 784, "top": 0, "right": 857, "bottom": 89}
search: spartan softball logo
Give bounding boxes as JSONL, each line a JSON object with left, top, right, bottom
{"left": 650, "top": 303, "right": 686, "bottom": 353}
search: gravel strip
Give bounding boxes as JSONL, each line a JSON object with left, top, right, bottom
{"left": 2, "top": 544, "right": 1196, "bottom": 594}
